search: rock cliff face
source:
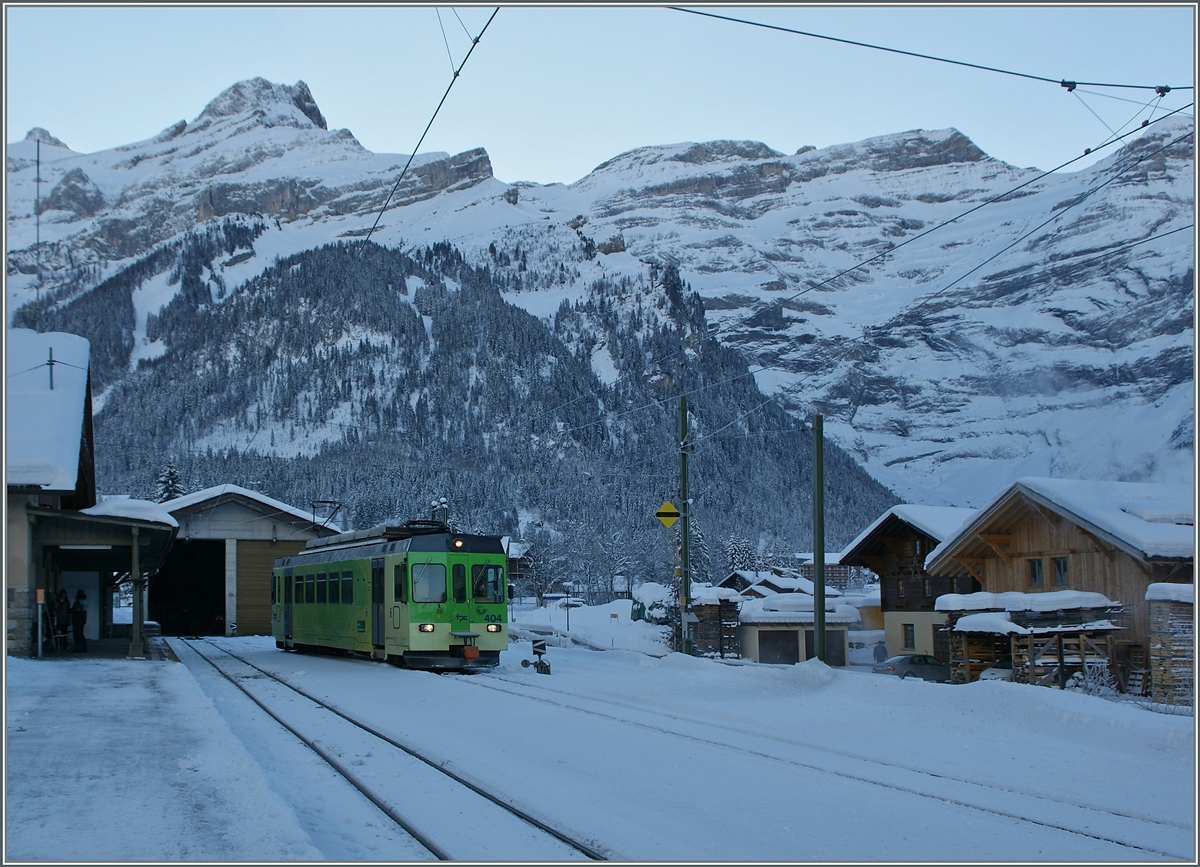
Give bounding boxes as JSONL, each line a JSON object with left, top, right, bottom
{"left": 6, "top": 78, "right": 1193, "bottom": 512}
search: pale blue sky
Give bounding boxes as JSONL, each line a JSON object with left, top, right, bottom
{"left": 4, "top": 5, "right": 1195, "bottom": 184}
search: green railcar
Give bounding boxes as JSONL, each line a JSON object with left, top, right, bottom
{"left": 271, "top": 519, "right": 507, "bottom": 670}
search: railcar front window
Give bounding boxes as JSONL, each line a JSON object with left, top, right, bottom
{"left": 412, "top": 563, "right": 447, "bottom": 603}
{"left": 472, "top": 564, "right": 505, "bottom": 603}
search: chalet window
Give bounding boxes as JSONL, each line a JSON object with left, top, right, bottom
{"left": 1027, "top": 559, "right": 1043, "bottom": 588}
{"left": 923, "top": 578, "right": 931, "bottom": 597}
{"left": 902, "top": 623, "right": 915, "bottom": 649}
{"left": 897, "top": 578, "right": 905, "bottom": 598}
{"left": 1052, "top": 557, "right": 1068, "bottom": 586}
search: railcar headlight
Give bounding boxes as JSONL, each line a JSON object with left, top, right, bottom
{"left": 418, "top": 623, "right": 435, "bottom": 633}
{"left": 486, "top": 624, "right": 501, "bottom": 633}
{"left": 453, "top": 538, "right": 464, "bottom": 549}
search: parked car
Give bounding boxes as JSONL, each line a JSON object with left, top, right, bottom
{"left": 978, "top": 657, "right": 1014, "bottom": 681}
{"left": 872, "top": 654, "right": 951, "bottom": 683}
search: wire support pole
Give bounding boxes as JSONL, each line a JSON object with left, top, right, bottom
{"left": 812, "top": 414, "right": 825, "bottom": 663}
{"left": 679, "top": 395, "right": 692, "bottom": 654}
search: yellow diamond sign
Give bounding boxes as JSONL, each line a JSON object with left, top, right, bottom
{"left": 656, "top": 501, "right": 681, "bottom": 528}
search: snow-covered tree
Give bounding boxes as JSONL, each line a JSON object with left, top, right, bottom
{"left": 153, "top": 461, "right": 186, "bottom": 502}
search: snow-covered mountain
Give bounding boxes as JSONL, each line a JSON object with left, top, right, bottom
{"left": 7, "top": 77, "right": 1194, "bottom": 512}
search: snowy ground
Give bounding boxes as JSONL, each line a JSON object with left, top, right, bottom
{"left": 5, "top": 600, "right": 1195, "bottom": 862}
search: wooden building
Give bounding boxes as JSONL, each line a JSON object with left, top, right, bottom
{"left": 6, "top": 329, "right": 177, "bottom": 657}
{"left": 840, "top": 505, "right": 979, "bottom": 660}
{"left": 925, "top": 478, "right": 1193, "bottom": 689}
{"left": 159, "top": 485, "right": 340, "bottom": 636}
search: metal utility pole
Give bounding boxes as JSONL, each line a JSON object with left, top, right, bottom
{"left": 812, "top": 414, "right": 826, "bottom": 662}
{"left": 129, "top": 526, "right": 144, "bottom": 658}
{"left": 679, "top": 395, "right": 694, "bottom": 654}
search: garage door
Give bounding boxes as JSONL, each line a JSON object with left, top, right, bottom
{"left": 759, "top": 630, "right": 800, "bottom": 665}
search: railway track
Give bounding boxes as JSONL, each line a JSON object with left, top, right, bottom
{"left": 460, "top": 670, "right": 1192, "bottom": 860}
{"left": 177, "top": 639, "right": 607, "bottom": 862}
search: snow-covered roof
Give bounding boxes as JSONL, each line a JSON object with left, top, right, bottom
{"left": 739, "top": 596, "right": 862, "bottom": 625}
{"left": 953, "top": 611, "right": 1120, "bottom": 635}
{"left": 794, "top": 552, "right": 845, "bottom": 566}
{"left": 935, "top": 589, "right": 1118, "bottom": 612}
{"left": 1145, "top": 583, "right": 1194, "bottom": 604}
{"left": 691, "top": 586, "right": 742, "bottom": 605}
{"left": 767, "top": 570, "right": 842, "bottom": 597}
{"left": 632, "top": 582, "right": 671, "bottom": 606}
{"left": 841, "top": 504, "right": 979, "bottom": 560}
{"left": 926, "top": 478, "right": 1193, "bottom": 570}
{"left": 5, "top": 329, "right": 90, "bottom": 492}
{"left": 82, "top": 496, "right": 178, "bottom": 528}
{"left": 840, "top": 589, "right": 881, "bottom": 608}
{"left": 162, "top": 483, "right": 339, "bottom": 531}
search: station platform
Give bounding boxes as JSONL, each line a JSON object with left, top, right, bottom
{"left": 31, "top": 628, "right": 175, "bottom": 662}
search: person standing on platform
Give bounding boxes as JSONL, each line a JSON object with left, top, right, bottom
{"left": 71, "top": 589, "right": 88, "bottom": 653}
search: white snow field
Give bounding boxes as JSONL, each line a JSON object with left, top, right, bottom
{"left": 5, "top": 604, "right": 1194, "bottom": 862}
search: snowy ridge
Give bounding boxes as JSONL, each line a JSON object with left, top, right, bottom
{"left": 6, "top": 78, "right": 1193, "bottom": 511}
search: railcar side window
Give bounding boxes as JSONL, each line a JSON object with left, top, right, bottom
{"left": 271, "top": 575, "right": 277, "bottom": 604}
{"left": 342, "top": 570, "right": 353, "bottom": 604}
{"left": 317, "top": 572, "right": 327, "bottom": 604}
{"left": 305, "top": 573, "right": 315, "bottom": 604}
{"left": 412, "top": 563, "right": 447, "bottom": 603}
{"left": 295, "top": 574, "right": 304, "bottom": 605}
{"left": 472, "top": 564, "right": 505, "bottom": 603}
{"left": 452, "top": 564, "right": 467, "bottom": 603}
{"left": 328, "top": 571, "right": 340, "bottom": 604}
{"left": 394, "top": 563, "right": 407, "bottom": 602}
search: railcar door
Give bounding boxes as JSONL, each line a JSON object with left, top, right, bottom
{"left": 283, "top": 568, "right": 293, "bottom": 639}
{"left": 371, "top": 558, "right": 385, "bottom": 656}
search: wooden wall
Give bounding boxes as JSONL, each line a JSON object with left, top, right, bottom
{"left": 236, "top": 541, "right": 305, "bottom": 636}
{"left": 965, "top": 506, "right": 1186, "bottom": 651}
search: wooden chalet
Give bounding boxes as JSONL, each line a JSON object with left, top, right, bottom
{"left": 925, "top": 478, "right": 1193, "bottom": 692}
{"left": 840, "top": 505, "right": 979, "bottom": 660}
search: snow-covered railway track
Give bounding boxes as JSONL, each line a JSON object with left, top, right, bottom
{"left": 178, "top": 639, "right": 605, "bottom": 862}
{"left": 465, "top": 671, "right": 1192, "bottom": 860}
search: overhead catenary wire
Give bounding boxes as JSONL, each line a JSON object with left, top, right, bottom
{"left": 670, "top": 6, "right": 1192, "bottom": 93}
{"left": 353, "top": 8, "right": 498, "bottom": 256}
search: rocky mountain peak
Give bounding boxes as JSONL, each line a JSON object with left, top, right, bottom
{"left": 195, "top": 78, "right": 328, "bottom": 130}
{"left": 23, "top": 127, "right": 70, "bottom": 149}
